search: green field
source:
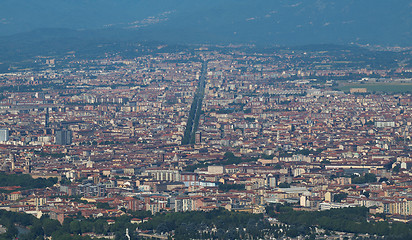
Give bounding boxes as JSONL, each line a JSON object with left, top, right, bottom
{"left": 339, "top": 83, "right": 412, "bottom": 93}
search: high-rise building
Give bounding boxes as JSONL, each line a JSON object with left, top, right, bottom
{"left": 45, "top": 108, "right": 49, "bottom": 128}
{"left": 0, "top": 129, "right": 9, "bottom": 142}
{"left": 195, "top": 131, "right": 202, "bottom": 144}
{"left": 55, "top": 129, "right": 72, "bottom": 145}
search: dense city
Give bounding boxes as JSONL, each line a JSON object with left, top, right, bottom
{"left": 0, "top": 44, "right": 411, "bottom": 239}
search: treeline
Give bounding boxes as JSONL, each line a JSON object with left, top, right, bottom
{"left": 0, "top": 83, "right": 66, "bottom": 93}
{"left": 2, "top": 206, "right": 401, "bottom": 240}
{"left": 269, "top": 205, "right": 412, "bottom": 239}
{"left": 2, "top": 208, "right": 311, "bottom": 240}
{"left": 0, "top": 174, "right": 57, "bottom": 191}
{"left": 138, "top": 208, "right": 324, "bottom": 239}
{"left": 139, "top": 208, "right": 270, "bottom": 239}
{"left": 220, "top": 152, "right": 258, "bottom": 166}
{"left": 0, "top": 210, "right": 92, "bottom": 240}
{"left": 351, "top": 173, "right": 377, "bottom": 184}
{"left": 0, "top": 209, "right": 153, "bottom": 240}
{"left": 0, "top": 210, "right": 34, "bottom": 240}
{"left": 184, "top": 151, "right": 256, "bottom": 172}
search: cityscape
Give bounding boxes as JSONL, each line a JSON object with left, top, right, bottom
{"left": 0, "top": 44, "right": 411, "bottom": 239}
{"left": 0, "top": 1, "right": 412, "bottom": 239}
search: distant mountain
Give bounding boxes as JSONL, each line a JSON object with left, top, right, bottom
{"left": 0, "top": 0, "right": 412, "bottom": 46}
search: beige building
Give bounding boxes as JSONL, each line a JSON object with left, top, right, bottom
{"left": 384, "top": 198, "right": 412, "bottom": 216}
{"left": 208, "top": 165, "right": 224, "bottom": 175}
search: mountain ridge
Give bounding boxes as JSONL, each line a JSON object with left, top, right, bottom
{"left": 0, "top": 0, "right": 411, "bottom": 46}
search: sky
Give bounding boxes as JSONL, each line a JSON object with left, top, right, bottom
{"left": 0, "top": 0, "right": 411, "bottom": 46}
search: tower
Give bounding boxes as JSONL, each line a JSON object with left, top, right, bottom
{"left": 0, "top": 129, "right": 9, "bottom": 142}
{"left": 55, "top": 129, "right": 72, "bottom": 145}
{"left": 25, "top": 157, "right": 31, "bottom": 173}
{"left": 45, "top": 107, "right": 49, "bottom": 128}
{"left": 9, "top": 153, "right": 15, "bottom": 171}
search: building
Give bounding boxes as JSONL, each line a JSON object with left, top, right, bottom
{"left": 375, "top": 121, "right": 395, "bottom": 128}
{"left": 45, "top": 107, "right": 49, "bottom": 128}
{"left": 175, "top": 197, "right": 195, "bottom": 212}
{"left": 350, "top": 88, "right": 367, "bottom": 93}
{"left": 383, "top": 198, "right": 412, "bottom": 216}
{"left": 208, "top": 166, "right": 224, "bottom": 175}
{"left": 145, "top": 169, "right": 181, "bottom": 182}
{"left": 55, "top": 129, "right": 72, "bottom": 145}
{"left": 0, "top": 129, "right": 9, "bottom": 142}
{"left": 195, "top": 131, "right": 202, "bottom": 144}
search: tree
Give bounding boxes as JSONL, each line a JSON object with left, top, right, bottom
{"left": 80, "top": 221, "right": 93, "bottom": 234}
{"left": 42, "top": 218, "right": 61, "bottom": 236}
{"left": 96, "top": 202, "right": 111, "bottom": 209}
{"left": 278, "top": 182, "right": 291, "bottom": 188}
{"left": 351, "top": 173, "right": 377, "bottom": 184}
{"left": 70, "top": 220, "right": 81, "bottom": 234}
{"left": 333, "top": 193, "right": 348, "bottom": 203}
{"left": 60, "top": 177, "right": 71, "bottom": 185}
{"left": 30, "top": 221, "right": 44, "bottom": 237}
{"left": 94, "top": 219, "right": 108, "bottom": 234}
{"left": 156, "top": 223, "right": 169, "bottom": 234}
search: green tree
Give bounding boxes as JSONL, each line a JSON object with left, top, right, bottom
{"left": 70, "top": 220, "right": 81, "bottom": 234}
{"left": 333, "top": 193, "right": 348, "bottom": 203}
{"left": 96, "top": 202, "right": 111, "bottom": 209}
{"left": 351, "top": 173, "right": 377, "bottom": 184}
{"left": 278, "top": 182, "right": 291, "bottom": 188}
{"left": 42, "top": 218, "right": 61, "bottom": 236}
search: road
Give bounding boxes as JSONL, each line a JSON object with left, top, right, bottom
{"left": 182, "top": 61, "right": 207, "bottom": 145}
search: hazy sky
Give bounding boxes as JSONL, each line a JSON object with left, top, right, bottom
{"left": 0, "top": 0, "right": 411, "bottom": 46}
